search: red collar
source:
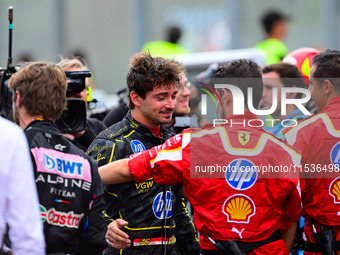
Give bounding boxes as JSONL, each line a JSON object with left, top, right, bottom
{"left": 143, "top": 124, "right": 161, "bottom": 137}
{"left": 321, "top": 96, "right": 340, "bottom": 113}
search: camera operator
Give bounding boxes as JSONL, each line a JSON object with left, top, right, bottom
{"left": 8, "top": 62, "right": 107, "bottom": 255}
{"left": 58, "top": 57, "right": 107, "bottom": 151}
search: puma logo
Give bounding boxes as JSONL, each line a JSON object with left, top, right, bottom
{"left": 232, "top": 227, "right": 245, "bottom": 239}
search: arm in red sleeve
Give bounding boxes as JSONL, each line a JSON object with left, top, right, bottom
{"left": 129, "top": 133, "right": 186, "bottom": 185}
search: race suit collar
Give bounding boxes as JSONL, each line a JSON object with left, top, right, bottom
{"left": 125, "top": 111, "right": 170, "bottom": 138}
{"left": 321, "top": 96, "right": 340, "bottom": 114}
{"left": 24, "top": 119, "right": 58, "bottom": 134}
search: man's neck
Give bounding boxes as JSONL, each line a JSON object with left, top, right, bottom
{"left": 166, "top": 116, "right": 176, "bottom": 128}
{"left": 131, "top": 109, "right": 160, "bottom": 130}
{"left": 21, "top": 115, "right": 47, "bottom": 130}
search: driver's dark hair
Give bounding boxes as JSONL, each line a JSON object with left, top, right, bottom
{"left": 312, "top": 49, "right": 340, "bottom": 89}
{"left": 126, "top": 52, "right": 183, "bottom": 109}
{"left": 213, "top": 59, "right": 263, "bottom": 109}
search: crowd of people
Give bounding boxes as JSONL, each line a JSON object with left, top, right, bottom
{"left": 0, "top": 25, "right": 340, "bottom": 255}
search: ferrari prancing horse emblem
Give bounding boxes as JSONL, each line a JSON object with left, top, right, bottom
{"left": 238, "top": 132, "right": 250, "bottom": 146}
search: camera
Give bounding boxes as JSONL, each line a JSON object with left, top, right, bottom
{"left": 0, "top": 66, "right": 19, "bottom": 119}
{"left": 65, "top": 70, "right": 91, "bottom": 97}
{"left": 55, "top": 70, "right": 92, "bottom": 134}
{"left": 55, "top": 98, "right": 87, "bottom": 134}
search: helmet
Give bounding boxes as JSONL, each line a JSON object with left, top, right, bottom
{"left": 282, "top": 47, "right": 321, "bottom": 85}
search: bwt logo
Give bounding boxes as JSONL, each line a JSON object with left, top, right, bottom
{"left": 200, "top": 84, "right": 312, "bottom": 116}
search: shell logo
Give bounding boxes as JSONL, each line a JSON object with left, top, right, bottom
{"left": 222, "top": 194, "right": 256, "bottom": 224}
{"left": 329, "top": 177, "right": 340, "bottom": 203}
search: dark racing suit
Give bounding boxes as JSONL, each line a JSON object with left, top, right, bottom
{"left": 87, "top": 112, "right": 200, "bottom": 255}
{"left": 25, "top": 119, "right": 107, "bottom": 255}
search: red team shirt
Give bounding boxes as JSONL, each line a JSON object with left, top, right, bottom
{"left": 128, "top": 112, "right": 302, "bottom": 254}
{"left": 285, "top": 97, "right": 340, "bottom": 254}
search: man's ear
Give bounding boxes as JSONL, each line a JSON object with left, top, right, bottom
{"left": 323, "top": 80, "right": 333, "bottom": 95}
{"left": 130, "top": 91, "right": 142, "bottom": 107}
{"left": 221, "top": 88, "right": 232, "bottom": 106}
{"left": 15, "top": 90, "right": 22, "bottom": 107}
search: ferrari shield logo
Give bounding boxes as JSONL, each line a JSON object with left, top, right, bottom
{"left": 238, "top": 132, "right": 250, "bottom": 146}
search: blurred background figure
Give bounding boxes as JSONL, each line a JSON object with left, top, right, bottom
{"left": 166, "top": 70, "right": 193, "bottom": 133}
{"left": 255, "top": 10, "right": 290, "bottom": 65}
{"left": 282, "top": 47, "right": 321, "bottom": 85}
{"left": 102, "top": 87, "right": 129, "bottom": 127}
{"left": 282, "top": 47, "right": 321, "bottom": 115}
{"left": 0, "top": 116, "right": 45, "bottom": 255}
{"left": 142, "top": 25, "right": 190, "bottom": 57}
{"left": 15, "top": 53, "right": 33, "bottom": 66}
{"left": 259, "top": 62, "right": 307, "bottom": 140}
{"left": 189, "top": 63, "right": 219, "bottom": 127}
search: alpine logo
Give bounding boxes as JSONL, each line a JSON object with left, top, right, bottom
{"left": 39, "top": 205, "right": 84, "bottom": 228}
{"left": 225, "top": 159, "right": 257, "bottom": 190}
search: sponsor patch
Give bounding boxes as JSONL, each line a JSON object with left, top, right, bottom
{"left": 36, "top": 174, "right": 91, "bottom": 191}
{"left": 54, "top": 143, "right": 66, "bottom": 151}
{"left": 40, "top": 205, "right": 47, "bottom": 222}
{"left": 31, "top": 147, "right": 91, "bottom": 182}
{"left": 223, "top": 194, "right": 256, "bottom": 224}
{"left": 238, "top": 132, "right": 250, "bottom": 146}
{"left": 135, "top": 179, "right": 154, "bottom": 194}
{"left": 232, "top": 227, "right": 245, "bottom": 239}
{"left": 329, "top": 177, "right": 340, "bottom": 204}
{"left": 39, "top": 205, "right": 84, "bottom": 228}
{"left": 225, "top": 159, "right": 257, "bottom": 190}
{"left": 133, "top": 236, "right": 176, "bottom": 246}
{"left": 131, "top": 140, "right": 146, "bottom": 153}
{"left": 330, "top": 142, "right": 340, "bottom": 169}
{"left": 153, "top": 191, "right": 173, "bottom": 219}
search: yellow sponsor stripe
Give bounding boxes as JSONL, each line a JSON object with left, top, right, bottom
{"left": 119, "top": 211, "right": 175, "bottom": 230}
{"left": 107, "top": 191, "right": 118, "bottom": 197}
{"left": 285, "top": 114, "right": 340, "bottom": 145}
{"left": 108, "top": 143, "right": 116, "bottom": 163}
{"left": 190, "top": 126, "right": 301, "bottom": 165}
{"left": 124, "top": 130, "right": 135, "bottom": 138}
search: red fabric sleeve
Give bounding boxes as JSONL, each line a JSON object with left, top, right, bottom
{"left": 129, "top": 134, "right": 185, "bottom": 185}
{"left": 128, "top": 150, "right": 154, "bottom": 183}
{"left": 280, "top": 180, "right": 302, "bottom": 230}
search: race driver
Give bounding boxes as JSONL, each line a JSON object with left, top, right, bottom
{"left": 87, "top": 52, "right": 200, "bottom": 255}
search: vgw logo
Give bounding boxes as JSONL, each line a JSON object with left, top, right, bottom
{"left": 225, "top": 159, "right": 257, "bottom": 190}
{"left": 200, "top": 84, "right": 312, "bottom": 116}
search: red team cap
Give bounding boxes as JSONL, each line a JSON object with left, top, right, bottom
{"left": 282, "top": 47, "right": 321, "bottom": 85}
